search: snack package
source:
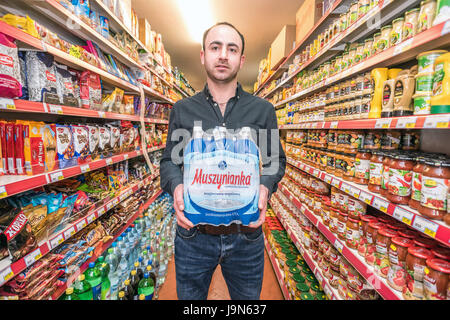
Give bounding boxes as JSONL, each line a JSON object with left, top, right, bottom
{"left": 98, "top": 126, "right": 111, "bottom": 159}
{"left": 5, "top": 122, "right": 15, "bottom": 175}
{"left": 86, "top": 125, "right": 99, "bottom": 161}
{"left": 42, "top": 124, "right": 58, "bottom": 172}
{"left": 101, "top": 89, "right": 116, "bottom": 112}
{"left": 122, "top": 95, "right": 134, "bottom": 114}
{"left": 55, "top": 64, "right": 79, "bottom": 107}
{"left": 120, "top": 122, "right": 134, "bottom": 153}
{"left": 108, "top": 124, "right": 120, "bottom": 155}
{"left": 0, "top": 206, "right": 37, "bottom": 262}
{"left": 22, "top": 205, "right": 47, "bottom": 243}
{"left": 68, "top": 69, "right": 81, "bottom": 107}
{"left": 55, "top": 124, "right": 76, "bottom": 169}
{"left": 0, "top": 14, "right": 40, "bottom": 39}
{"left": 71, "top": 125, "right": 90, "bottom": 164}
{"left": 112, "top": 88, "right": 124, "bottom": 113}
{"left": 80, "top": 70, "right": 102, "bottom": 110}
{"left": 24, "top": 51, "right": 60, "bottom": 104}
{"left": 0, "top": 32, "right": 22, "bottom": 98}
{"left": 14, "top": 123, "right": 25, "bottom": 175}
{"left": 0, "top": 122, "right": 6, "bottom": 174}
{"left": 133, "top": 124, "right": 141, "bottom": 150}
{"left": 29, "top": 122, "right": 45, "bottom": 175}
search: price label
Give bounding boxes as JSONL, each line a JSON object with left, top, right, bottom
{"left": 393, "top": 207, "right": 414, "bottom": 226}
{"left": 329, "top": 121, "right": 338, "bottom": 129}
{"left": 64, "top": 226, "right": 76, "bottom": 239}
{"left": 0, "top": 98, "right": 15, "bottom": 110}
{"left": 373, "top": 197, "right": 389, "bottom": 213}
{"left": 24, "top": 248, "right": 42, "bottom": 267}
{"left": 0, "top": 267, "right": 14, "bottom": 284}
{"left": 359, "top": 191, "right": 373, "bottom": 205}
{"left": 98, "top": 111, "right": 105, "bottom": 118}
{"left": 50, "top": 234, "right": 65, "bottom": 249}
{"left": 393, "top": 38, "right": 413, "bottom": 56}
{"left": 323, "top": 285, "right": 332, "bottom": 300}
{"left": 112, "top": 198, "right": 119, "bottom": 206}
{"left": 396, "top": 117, "right": 417, "bottom": 129}
{"left": 0, "top": 186, "right": 7, "bottom": 199}
{"left": 413, "top": 215, "right": 439, "bottom": 238}
{"left": 48, "top": 104, "right": 63, "bottom": 115}
{"left": 375, "top": 118, "right": 392, "bottom": 129}
{"left": 76, "top": 219, "right": 87, "bottom": 231}
{"left": 341, "top": 182, "right": 351, "bottom": 194}
{"left": 106, "top": 158, "right": 113, "bottom": 165}
{"left": 349, "top": 186, "right": 361, "bottom": 199}
{"left": 97, "top": 207, "right": 105, "bottom": 216}
{"left": 80, "top": 164, "right": 90, "bottom": 173}
{"left": 334, "top": 239, "right": 344, "bottom": 253}
{"left": 424, "top": 115, "right": 450, "bottom": 128}
{"left": 106, "top": 201, "right": 114, "bottom": 211}
{"left": 324, "top": 174, "right": 333, "bottom": 184}
{"left": 315, "top": 271, "right": 324, "bottom": 285}
{"left": 313, "top": 169, "right": 320, "bottom": 177}
{"left": 49, "top": 171, "right": 64, "bottom": 183}
{"left": 124, "top": 154, "right": 129, "bottom": 160}
{"left": 331, "top": 178, "right": 341, "bottom": 188}
{"left": 442, "top": 20, "right": 450, "bottom": 36}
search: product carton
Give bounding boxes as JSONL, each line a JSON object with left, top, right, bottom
{"left": 139, "top": 18, "right": 153, "bottom": 52}
{"left": 296, "top": 0, "right": 324, "bottom": 46}
{"left": 270, "top": 25, "right": 296, "bottom": 71}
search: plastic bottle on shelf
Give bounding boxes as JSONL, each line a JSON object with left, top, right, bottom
{"left": 130, "top": 270, "right": 141, "bottom": 300}
{"left": 138, "top": 267, "right": 155, "bottom": 300}
{"left": 73, "top": 274, "right": 93, "bottom": 300}
{"left": 85, "top": 262, "right": 102, "bottom": 301}
{"left": 118, "top": 291, "right": 127, "bottom": 300}
{"left": 135, "top": 260, "right": 144, "bottom": 280}
{"left": 122, "top": 279, "right": 135, "bottom": 300}
{"left": 369, "top": 68, "right": 389, "bottom": 119}
{"left": 111, "top": 241, "right": 122, "bottom": 266}
{"left": 64, "top": 287, "right": 80, "bottom": 300}
{"left": 105, "top": 248, "right": 119, "bottom": 273}
{"left": 96, "top": 258, "right": 111, "bottom": 300}
{"left": 108, "top": 265, "right": 120, "bottom": 300}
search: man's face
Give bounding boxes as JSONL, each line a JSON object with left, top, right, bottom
{"left": 201, "top": 25, "right": 245, "bottom": 84}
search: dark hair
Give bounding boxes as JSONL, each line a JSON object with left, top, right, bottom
{"left": 202, "top": 22, "right": 245, "bottom": 55}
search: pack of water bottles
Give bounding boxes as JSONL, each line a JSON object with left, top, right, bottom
{"left": 183, "top": 126, "right": 261, "bottom": 226}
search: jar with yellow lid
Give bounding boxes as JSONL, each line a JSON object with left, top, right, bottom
{"left": 342, "top": 51, "right": 350, "bottom": 71}
{"left": 372, "top": 33, "right": 382, "bottom": 55}
{"left": 359, "top": 0, "right": 370, "bottom": 17}
{"left": 355, "top": 43, "right": 365, "bottom": 64}
{"left": 350, "top": 1, "right": 359, "bottom": 25}
{"left": 348, "top": 47, "right": 357, "bottom": 67}
{"left": 340, "top": 13, "right": 348, "bottom": 31}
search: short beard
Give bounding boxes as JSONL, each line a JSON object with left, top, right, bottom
{"left": 205, "top": 65, "right": 239, "bottom": 84}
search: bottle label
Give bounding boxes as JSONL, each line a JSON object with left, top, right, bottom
{"left": 355, "top": 158, "right": 370, "bottom": 179}
{"left": 433, "top": 63, "right": 445, "bottom": 96}
{"left": 369, "top": 162, "right": 383, "bottom": 186}
{"left": 183, "top": 127, "right": 260, "bottom": 226}
{"left": 420, "top": 176, "right": 449, "bottom": 210}
{"left": 411, "top": 172, "right": 422, "bottom": 201}
{"left": 388, "top": 168, "right": 412, "bottom": 196}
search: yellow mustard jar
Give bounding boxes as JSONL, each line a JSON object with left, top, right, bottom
{"left": 369, "top": 68, "right": 389, "bottom": 118}
{"left": 431, "top": 52, "right": 450, "bottom": 114}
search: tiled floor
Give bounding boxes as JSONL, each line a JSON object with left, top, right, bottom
{"left": 157, "top": 248, "right": 284, "bottom": 300}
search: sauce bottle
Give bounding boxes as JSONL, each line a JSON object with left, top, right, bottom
{"left": 393, "top": 66, "right": 418, "bottom": 117}
{"left": 369, "top": 68, "right": 388, "bottom": 119}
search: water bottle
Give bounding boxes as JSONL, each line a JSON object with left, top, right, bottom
{"left": 105, "top": 248, "right": 118, "bottom": 273}
{"left": 109, "top": 267, "right": 120, "bottom": 300}
{"left": 73, "top": 274, "right": 93, "bottom": 300}
{"left": 85, "top": 262, "right": 102, "bottom": 300}
{"left": 138, "top": 269, "right": 155, "bottom": 300}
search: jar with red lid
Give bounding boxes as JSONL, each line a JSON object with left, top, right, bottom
{"left": 337, "top": 211, "right": 349, "bottom": 241}
{"left": 404, "top": 246, "right": 435, "bottom": 300}
{"left": 346, "top": 216, "right": 361, "bottom": 249}
{"left": 357, "top": 215, "right": 378, "bottom": 257}
{"left": 331, "top": 187, "right": 339, "bottom": 209}
{"left": 348, "top": 197, "right": 367, "bottom": 219}
{"left": 419, "top": 159, "right": 450, "bottom": 221}
{"left": 365, "top": 221, "right": 385, "bottom": 265}
{"left": 399, "top": 229, "right": 418, "bottom": 239}
{"left": 423, "top": 259, "right": 450, "bottom": 300}
{"left": 387, "top": 153, "right": 415, "bottom": 205}
{"left": 375, "top": 228, "right": 399, "bottom": 278}
{"left": 368, "top": 151, "right": 384, "bottom": 193}
{"left": 380, "top": 151, "right": 394, "bottom": 198}
{"left": 340, "top": 256, "right": 351, "bottom": 281}
{"left": 337, "top": 190, "right": 349, "bottom": 213}
{"left": 413, "top": 237, "right": 436, "bottom": 249}
{"left": 431, "top": 246, "right": 450, "bottom": 261}
{"left": 409, "top": 156, "right": 428, "bottom": 210}
{"left": 354, "top": 149, "right": 371, "bottom": 185}
{"left": 387, "top": 236, "right": 415, "bottom": 291}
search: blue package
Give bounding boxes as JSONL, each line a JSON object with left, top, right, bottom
{"left": 56, "top": 124, "right": 77, "bottom": 169}
{"left": 47, "top": 193, "right": 63, "bottom": 214}
{"left": 99, "top": 15, "right": 109, "bottom": 38}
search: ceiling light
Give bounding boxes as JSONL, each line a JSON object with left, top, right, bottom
{"left": 176, "top": 0, "right": 214, "bottom": 44}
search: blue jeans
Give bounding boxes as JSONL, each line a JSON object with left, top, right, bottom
{"left": 174, "top": 224, "right": 265, "bottom": 300}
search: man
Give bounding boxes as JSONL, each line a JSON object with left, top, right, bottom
{"left": 160, "top": 22, "right": 286, "bottom": 300}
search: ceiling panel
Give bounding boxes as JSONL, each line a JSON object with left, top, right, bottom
{"left": 132, "top": 0, "right": 304, "bottom": 93}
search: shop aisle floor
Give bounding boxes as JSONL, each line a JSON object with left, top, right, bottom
{"left": 157, "top": 248, "right": 284, "bottom": 300}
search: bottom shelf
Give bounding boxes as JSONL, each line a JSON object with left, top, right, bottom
{"left": 264, "top": 236, "right": 290, "bottom": 300}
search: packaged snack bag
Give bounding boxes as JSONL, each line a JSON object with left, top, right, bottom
{"left": 107, "top": 124, "right": 120, "bottom": 155}
{"left": 80, "top": 70, "right": 102, "bottom": 110}
{"left": 86, "top": 125, "right": 100, "bottom": 161}
{"left": 55, "top": 64, "right": 79, "bottom": 107}
{"left": 5, "top": 122, "right": 15, "bottom": 175}
{"left": 14, "top": 123, "right": 24, "bottom": 175}
{"left": 71, "top": 125, "right": 90, "bottom": 164}
{"left": 29, "top": 122, "right": 45, "bottom": 175}
{"left": 55, "top": 124, "right": 76, "bottom": 169}
{"left": 0, "top": 32, "right": 22, "bottom": 98}
{"left": 42, "top": 124, "right": 58, "bottom": 172}
{"left": 0, "top": 121, "right": 8, "bottom": 174}
{"left": 98, "top": 126, "right": 111, "bottom": 159}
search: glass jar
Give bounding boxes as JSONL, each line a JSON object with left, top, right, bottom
{"left": 348, "top": 48, "right": 357, "bottom": 67}
{"left": 346, "top": 216, "right": 361, "bottom": 249}
{"left": 375, "top": 228, "right": 399, "bottom": 278}
{"left": 387, "top": 153, "right": 415, "bottom": 205}
{"left": 390, "top": 18, "right": 404, "bottom": 47}
{"left": 404, "top": 246, "right": 435, "bottom": 300}
{"left": 423, "top": 258, "right": 450, "bottom": 300}
{"left": 355, "top": 43, "right": 365, "bottom": 64}
{"left": 380, "top": 151, "right": 394, "bottom": 198}
{"left": 409, "top": 156, "right": 428, "bottom": 210}
{"left": 334, "top": 152, "right": 345, "bottom": 177}
{"left": 343, "top": 153, "right": 356, "bottom": 182}
{"left": 329, "top": 207, "right": 340, "bottom": 234}
{"left": 368, "top": 150, "right": 385, "bottom": 193}
{"left": 363, "top": 131, "right": 382, "bottom": 150}
{"left": 340, "top": 13, "right": 348, "bottom": 32}
{"left": 365, "top": 222, "right": 385, "bottom": 266}
{"left": 403, "top": 8, "right": 420, "bottom": 40}
{"left": 348, "top": 198, "right": 367, "bottom": 219}
{"left": 401, "top": 130, "right": 421, "bottom": 151}
{"left": 322, "top": 200, "right": 331, "bottom": 227}
{"left": 377, "top": 25, "right": 392, "bottom": 53}
{"left": 349, "top": 1, "right": 359, "bottom": 25}
{"left": 372, "top": 32, "right": 382, "bottom": 55}
{"left": 387, "top": 236, "right": 415, "bottom": 292}
{"left": 359, "top": 0, "right": 370, "bottom": 17}
{"left": 357, "top": 215, "right": 378, "bottom": 257}
{"left": 418, "top": 0, "right": 437, "bottom": 33}
{"left": 326, "top": 151, "right": 336, "bottom": 174}
{"left": 363, "top": 38, "right": 374, "bottom": 60}
{"left": 354, "top": 149, "right": 371, "bottom": 185}
{"left": 337, "top": 210, "right": 349, "bottom": 241}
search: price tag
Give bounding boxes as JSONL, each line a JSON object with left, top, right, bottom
{"left": 64, "top": 226, "right": 76, "bottom": 239}
{"left": 49, "top": 171, "right": 64, "bottom": 183}
{"left": 48, "top": 104, "right": 63, "bottom": 115}
{"left": 0, "top": 267, "right": 14, "bottom": 284}
{"left": 80, "top": 164, "right": 90, "bottom": 173}
{"left": 442, "top": 20, "right": 450, "bottom": 35}
{"left": 313, "top": 169, "right": 320, "bottom": 177}
{"left": 98, "top": 111, "right": 106, "bottom": 118}
{"left": 106, "top": 158, "right": 113, "bottom": 165}
{"left": 323, "top": 285, "right": 332, "bottom": 299}
{"left": 341, "top": 182, "right": 351, "bottom": 194}
{"left": 413, "top": 215, "right": 439, "bottom": 238}
{"left": 0, "top": 186, "right": 7, "bottom": 199}
{"left": 393, "top": 38, "right": 414, "bottom": 56}
{"left": 106, "top": 201, "right": 114, "bottom": 211}
{"left": 76, "top": 219, "right": 87, "bottom": 231}
{"left": 329, "top": 121, "right": 338, "bottom": 129}
{"left": 331, "top": 178, "right": 341, "bottom": 188}
{"left": 424, "top": 115, "right": 450, "bottom": 128}
{"left": 393, "top": 207, "right": 414, "bottom": 226}
{"left": 124, "top": 154, "right": 129, "bottom": 160}
{"left": 112, "top": 198, "right": 119, "bottom": 206}
{"left": 396, "top": 117, "right": 417, "bottom": 129}
{"left": 375, "top": 118, "right": 392, "bottom": 129}
{"left": 334, "top": 239, "right": 344, "bottom": 254}
{"left": 373, "top": 197, "right": 389, "bottom": 213}
{"left": 324, "top": 174, "right": 333, "bottom": 184}
{"left": 24, "top": 248, "right": 42, "bottom": 267}
{"left": 315, "top": 271, "right": 324, "bottom": 285}
{"left": 0, "top": 98, "right": 15, "bottom": 110}
{"left": 50, "top": 234, "right": 65, "bottom": 249}
{"left": 359, "top": 191, "right": 373, "bottom": 205}
{"left": 87, "top": 213, "right": 97, "bottom": 224}
{"left": 97, "top": 207, "right": 105, "bottom": 216}
{"left": 349, "top": 186, "right": 361, "bottom": 199}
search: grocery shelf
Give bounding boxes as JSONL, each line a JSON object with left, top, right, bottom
{"left": 0, "top": 174, "right": 160, "bottom": 289}
{"left": 263, "top": 236, "right": 291, "bottom": 300}
{"left": 273, "top": 20, "right": 450, "bottom": 108}
{"left": 0, "top": 145, "right": 165, "bottom": 200}
{"left": 279, "top": 114, "right": 450, "bottom": 130}
{"left": 269, "top": 199, "right": 341, "bottom": 300}
{"left": 50, "top": 187, "right": 163, "bottom": 300}
{"left": 142, "top": 85, "right": 176, "bottom": 104}
{"left": 275, "top": 183, "right": 403, "bottom": 300}
{"left": 286, "top": 157, "right": 450, "bottom": 247}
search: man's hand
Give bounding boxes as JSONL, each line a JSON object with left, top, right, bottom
{"left": 173, "top": 184, "right": 194, "bottom": 230}
{"left": 249, "top": 185, "right": 269, "bottom": 228}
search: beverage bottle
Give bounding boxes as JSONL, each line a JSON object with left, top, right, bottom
{"left": 85, "top": 262, "right": 102, "bottom": 300}
{"left": 64, "top": 287, "right": 80, "bottom": 300}
{"left": 73, "top": 274, "right": 93, "bottom": 300}
{"left": 139, "top": 294, "right": 146, "bottom": 301}
{"left": 105, "top": 248, "right": 118, "bottom": 273}
{"left": 130, "top": 270, "right": 140, "bottom": 300}
{"left": 134, "top": 261, "right": 144, "bottom": 280}
{"left": 111, "top": 241, "right": 122, "bottom": 265}
{"left": 118, "top": 291, "right": 127, "bottom": 301}
{"left": 96, "top": 259, "right": 111, "bottom": 300}
{"left": 109, "top": 266, "right": 120, "bottom": 300}
{"left": 122, "top": 279, "right": 135, "bottom": 300}
{"left": 204, "top": 131, "right": 216, "bottom": 154}
{"left": 152, "top": 251, "right": 159, "bottom": 275}
{"left": 138, "top": 271, "right": 155, "bottom": 300}
{"left": 146, "top": 265, "right": 157, "bottom": 291}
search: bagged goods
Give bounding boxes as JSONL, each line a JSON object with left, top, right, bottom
{"left": 5, "top": 122, "right": 15, "bottom": 175}
{"left": 56, "top": 124, "right": 76, "bottom": 169}
{"left": 14, "top": 123, "right": 25, "bottom": 175}
{"left": 98, "top": 125, "right": 111, "bottom": 159}
{"left": 0, "top": 32, "right": 22, "bottom": 98}
{"left": 42, "top": 124, "right": 58, "bottom": 172}
{"left": 55, "top": 64, "right": 79, "bottom": 107}
{"left": 86, "top": 125, "right": 100, "bottom": 161}
{"left": 29, "top": 122, "right": 45, "bottom": 175}
{"left": 71, "top": 125, "right": 90, "bottom": 164}
{"left": 108, "top": 124, "right": 120, "bottom": 155}
{"left": 80, "top": 70, "right": 102, "bottom": 110}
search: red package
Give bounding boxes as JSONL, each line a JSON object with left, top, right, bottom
{"left": 0, "top": 32, "right": 22, "bottom": 98}
{"left": 29, "top": 122, "right": 45, "bottom": 175}
{"left": 0, "top": 121, "right": 6, "bottom": 175}
{"left": 80, "top": 70, "right": 101, "bottom": 110}
{"left": 14, "top": 123, "right": 24, "bottom": 175}
{"left": 5, "top": 122, "right": 15, "bottom": 175}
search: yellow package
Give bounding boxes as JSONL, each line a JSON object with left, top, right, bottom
{"left": 0, "top": 14, "right": 40, "bottom": 39}
{"left": 15, "top": 120, "right": 31, "bottom": 175}
{"left": 43, "top": 124, "right": 58, "bottom": 172}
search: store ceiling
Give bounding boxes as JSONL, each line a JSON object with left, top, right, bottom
{"left": 132, "top": 0, "right": 304, "bottom": 93}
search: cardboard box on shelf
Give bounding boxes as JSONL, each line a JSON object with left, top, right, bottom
{"left": 296, "top": 0, "right": 324, "bottom": 46}
{"left": 270, "top": 25, "right": 296, "bottom": 71}
{"left": 139, "top": 18, "right": 153, "bottom": 51}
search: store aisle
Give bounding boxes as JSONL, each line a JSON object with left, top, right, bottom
{"left": 158, "top": 246, "right": 284, "bottom": 300}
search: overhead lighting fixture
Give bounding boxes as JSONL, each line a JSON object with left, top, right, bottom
{"left": 177, "top": 0, "right": 214, "bottom": 44}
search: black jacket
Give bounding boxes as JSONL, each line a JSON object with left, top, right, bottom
{"left": 160, "top": 83, "right": 286, "bottom": 198}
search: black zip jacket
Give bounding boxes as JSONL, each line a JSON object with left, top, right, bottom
{"left": 159, "top": 83, "right": 286, "bottom": 198}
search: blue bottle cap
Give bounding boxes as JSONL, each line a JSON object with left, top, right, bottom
{"left": 138, "top": 257, "right": 143, "bottom": 262}
{"left": 89, "top": 262, "right": 95, "bottom": 268}
{"left": 111, "top": 242, "right": 117, "bottom": 247}
{"left": 144, "top": 273, "right": 149, "bottom": 278}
